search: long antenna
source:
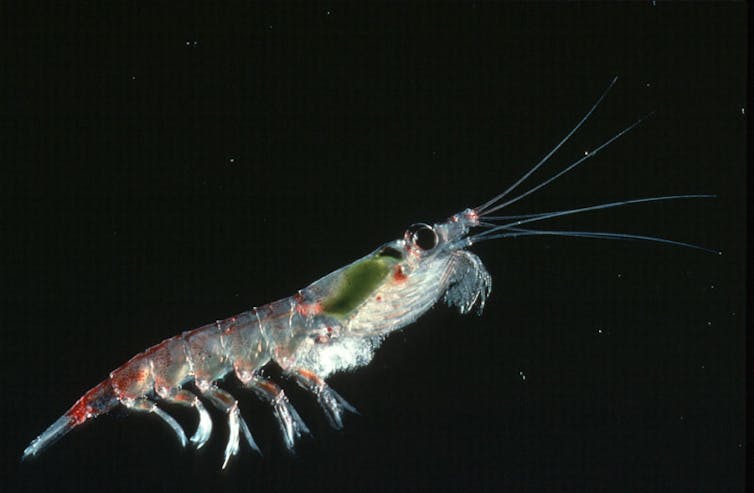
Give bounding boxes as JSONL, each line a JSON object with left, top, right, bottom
{"left": 476, "top": 76, "right": 618, "bottom": 214}
{"left": 478, "top": 113, "right": 653, "bottom": 216}
{"left": 476, "top": 195, "right": 711, "bottom": 235}
{"left": 469, "top": 227, "right": 721, "bottom": 255}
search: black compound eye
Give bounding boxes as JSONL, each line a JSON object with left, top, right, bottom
{"left": 406, "top": 223, "right": 438, "bottom": 251}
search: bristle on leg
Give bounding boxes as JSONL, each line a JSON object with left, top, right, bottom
{"left": 292, "top": 368, "right": 358, "bottom": 430}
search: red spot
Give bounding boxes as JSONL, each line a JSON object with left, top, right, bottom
{"left": 296, "top": 301, "right": 322, "bottom": 316}
{"left": 66, "top": 381, "right": 112, "bottom": 424}
{"left": 393, "top": 265, "right": 407, "bottom": 282}
{"left": 326, "top": 326, "right": 333, "bottom": 334}
{"left": 258, "top": 380, "right": 278, "bottom": 394}
{"left": 376, "top": 295, "right": 383, "bottom": 301}
{"left": 68, "top": 399, "right": 90, "bottom": 425}
{"left": 297, "top": 368, "right": 320, "bottom": 384}
{"left": 109, "top": 353, "right": 152, "bottom": 399}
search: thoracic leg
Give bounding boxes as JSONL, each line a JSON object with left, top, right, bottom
{"left": 159, "top": 389, "right": 213, "bottom": 449}
{"left": 244, "top": 376, "right": 309, "bottom": 452}
{"left": 122, "top": 397, "right": 187, "bottom": 447}
{"left": 202, "top": 385, "right": 259, "bottom": 469}
{"left": 290, "top": 368, "right": 358, "bottom": 430}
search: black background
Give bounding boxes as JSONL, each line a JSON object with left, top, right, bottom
{"left": 1, "top": 3, "right": 746, "bottom": 492}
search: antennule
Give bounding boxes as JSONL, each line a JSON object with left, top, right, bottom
{"left": 476, "top": 76, "right": 619, "bottom": 214}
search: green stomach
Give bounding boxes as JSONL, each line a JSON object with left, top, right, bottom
{"left": 321, "top": 253, "right": 399, "bottom": 317}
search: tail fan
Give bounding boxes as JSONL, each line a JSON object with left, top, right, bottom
{"left": 23, "top": 380, "right": 118, "bottom": 459}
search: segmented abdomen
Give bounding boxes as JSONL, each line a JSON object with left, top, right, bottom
{"left": 25, "top": 255, "right": 372, "bottom": 467}
{"left": 111, "top": 300, "right": 295, "bottom": 401}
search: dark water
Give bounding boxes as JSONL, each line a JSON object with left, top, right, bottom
{"left": 1, "top": 3, "right": 745, "bottom": 492}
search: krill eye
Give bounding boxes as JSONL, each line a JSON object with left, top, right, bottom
{"left": 406, "top": 223, "right": 438, "bottom": 251}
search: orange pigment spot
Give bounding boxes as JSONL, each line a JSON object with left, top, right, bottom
{"left": 296, "top": 301, "right": 322, "bottom": 316}
{"left": 297, "top": 368, "right": 319, "bottom": 383}
{"left": 67, "top": 399, "right": 90, "bottom": 425}
{"left": 393, "top": 265, "right": 407, "bottom": 282}
{"left": 259, "top": 380, "right": 277, "bottom": 394}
